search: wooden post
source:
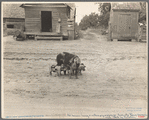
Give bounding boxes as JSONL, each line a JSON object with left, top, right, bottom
{"left": 113, "top": 39, "right": 118, "bottom": 42}
{"left": 131, "top": 39, "right": 136, "bottom": 42}
{"left": 108, "top": 22, "right": 112, "bottom": 41}
{"left": 60, "top": 36, "right": 63, "bottom": 41}
{"left": 24, "top": 35, "right": 27, "bottom": 40}
{"left": 35, "top": 35, "right": 37, "bottom": 41}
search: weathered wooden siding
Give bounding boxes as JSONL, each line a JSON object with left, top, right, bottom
{"left": 3, "top": 18, "right": 25, "bottom": 35}
{"left": 141, "top": 25, "right": 146, "bottom": 41}
{"left": 110, "top": 11, "right": 139, "bottom": 40}
{"left": 25, "top": 7, "right": 68, "bottom": 35}
{"left": 66, "top": 7, "right": 70, "bottom": 19}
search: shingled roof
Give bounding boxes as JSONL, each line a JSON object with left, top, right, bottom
{"left": 111, "top": 2, "right": 141, "bottom": 10}
{"left": 3, "top": 3, "right": 25, "bottom": 18}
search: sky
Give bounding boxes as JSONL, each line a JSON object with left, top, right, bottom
{"left": 75, "top": 2, "right": 100, "bottom": 24}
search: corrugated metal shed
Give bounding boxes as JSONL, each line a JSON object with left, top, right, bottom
{"left": 3, "top": 3, "right": 25, "bottom": 18}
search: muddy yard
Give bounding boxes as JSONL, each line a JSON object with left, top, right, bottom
{"left": 2, "top": 30, "right": 147, "bottom": 118}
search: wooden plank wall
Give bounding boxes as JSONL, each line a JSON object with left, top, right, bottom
{"left": 3, "top": 18, "right": 25, "bottom": 35}
{"left": 111, "top": 11, "right": 139, "bottom": 39}
{"left": 5, "top": 18, "right": 25, "bottom": 22}
{"left": 141, "top": 25, "right": 146, "bottom": 40}
{"left": 25, "top": 7, "right": 68, "bottom": 35}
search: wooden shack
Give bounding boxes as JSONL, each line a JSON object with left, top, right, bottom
{"left": 108, "top": 2, "right": 141, "bottom": 41}
{"left": 3, "top": 4, "right": 25, "bottom": 36}
{"left": 20, "top": 3, "right": 76, "bottom": 40}
{"left": 138, "top": 2, "right": 146, "bottom": 42}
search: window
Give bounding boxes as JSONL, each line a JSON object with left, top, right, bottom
{"left": 7, "top": 24, "right": 14, "bottom": 28}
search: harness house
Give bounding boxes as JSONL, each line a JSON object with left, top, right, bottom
{"left": 20, "top": 3, "right": 76, "bottom": 40}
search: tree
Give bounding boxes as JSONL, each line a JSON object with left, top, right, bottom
{"left": 79, "top": 15, "right": 90, "bottom": 30}
{"left": 79, "top": 13, "right": 100, "bottom": 30}
{"left": 139, "top": 2, "right": 146, "bottom": 23}
{"left": 96, "top": 3, "right": 111, "bottom": 28}
{"left": 78, "top": 3, "right": 112, "bottom": 30}
{"left": 97, "top": 3, "right": 111, "bottom": 15}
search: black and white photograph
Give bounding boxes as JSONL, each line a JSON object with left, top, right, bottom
{"left": 1, "top": 2, "right": 148, "bottom": 119}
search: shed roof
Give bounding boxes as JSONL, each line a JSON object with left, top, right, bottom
{"left": 20, "top": 3, "right": 74, "bottom": 9}
{"left": 66, "top": 3, "right": 76, "bottom": 19}
{"left": 3, "top": 3, "right": 25, "bottom": 18}
{"left": 111, "top": 2, "right": 141, "bottom": 11}
{"left": 66, "top": 3, "right": 75, "bottom": 10}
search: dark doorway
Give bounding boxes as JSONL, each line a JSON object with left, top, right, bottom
{"left": 41, "top": 11, "right": 52, "bottom": 32}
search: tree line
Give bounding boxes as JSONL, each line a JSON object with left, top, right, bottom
{"left": 78, "top": 2, "right": 146, "bottom": 30}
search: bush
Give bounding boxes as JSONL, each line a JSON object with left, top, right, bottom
{"left": 13, "top": 30, "right": 25, "bottom": 40}
{"left": 79, "top": 13, "right": 100, "bottom": 30}
{"left": 74, "top": 23, "right": 83, "bottom": 39}
{"left": 78, "top": 12, "right": 110, "bottom": 31}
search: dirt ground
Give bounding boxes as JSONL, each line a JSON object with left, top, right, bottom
{"left": 2, "top": 29, "right": 148, "bottom": 118}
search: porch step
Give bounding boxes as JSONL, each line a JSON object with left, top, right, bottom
{"left": 141, "top": 36, "right": 146, "bottom": 40}
{"left": 140, "top": 40, "right": 146, "bottom": 43}
{"left": 35, "top": 36, "right": 63, "bottom": 41}
{"left": 24, "top": 32, "right": 61, "bottom": 36}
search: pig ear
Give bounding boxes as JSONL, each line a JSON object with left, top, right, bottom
{"left": 69, "top": 58, "right": 73, "bottom": 63}
{"left": 51, "top": 65, "right": 55, "bottom": 68}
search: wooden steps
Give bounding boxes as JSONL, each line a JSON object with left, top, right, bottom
{"left": 24, "top": 32, "right": 64, "bottom": 41}
{"left": 140, "top": 35, "right": 146, "bottom": 42}
{"left": 140, "top": 25, "right": 147, "bottom": 42}
{"left": 141, "top": 35, "right": 146, "bottom": 40}
{"left": 35, "top": 36, "right": 63, "bottom": 41}
{"left": 24, "top": 32, "right": 61, "bottom": 36}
